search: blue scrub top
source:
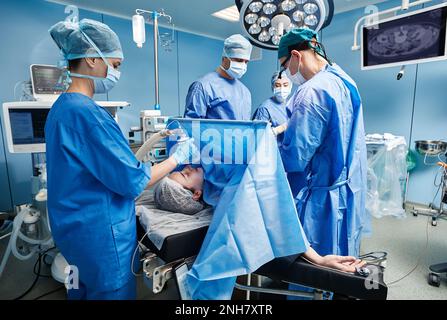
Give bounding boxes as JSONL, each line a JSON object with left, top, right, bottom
{"left": 252, "top": 97, "right": 289, "bottom": 146}
{"left": 184, "top": 71, "right": 252, "bottom": 120}
{"left": 45, "top": 93, "right": 151, "bottom": 292}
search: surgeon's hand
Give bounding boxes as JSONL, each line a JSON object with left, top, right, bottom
{"left": 172, "top": 138, "right": 200, "bottom": 165}
{"left": 272, "top": 123, "right": 288, "bottom": 136}
{"left": 319, "top": 255, "right": 366, "bottom": 273}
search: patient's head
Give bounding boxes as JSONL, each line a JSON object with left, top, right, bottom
{"left": 154, "top": 166, "right": 205, "bottom": 215}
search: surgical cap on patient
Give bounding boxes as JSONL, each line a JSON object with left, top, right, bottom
{"left": 154, "top": 177, "right": 205, "bottom": 215}
{"left": 49, "top": 18, "right": 124, "bottom": 60}
{"left": 223, "top": 34, "right": 252, "bottom": 60}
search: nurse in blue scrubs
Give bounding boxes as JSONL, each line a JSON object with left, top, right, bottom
{"left": 46, "top": 19, "right": 198, "bottom": 300}
{"left": 252, "top": 71, "right": 292, "bottom": 147}
{"left": 184, "top": 34, "right": 253, "bottom": 120}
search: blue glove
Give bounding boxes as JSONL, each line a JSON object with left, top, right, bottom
{"left": 172, "top": 138, "right": 199, "bottom": 165}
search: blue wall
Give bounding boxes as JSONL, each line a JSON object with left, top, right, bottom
{"left": 323, "top": 0, "right": 447, "bottom": 205}
{"left": 2, "top": 0, "right": 443, "bottom": 211}
{"left": 0, "top": 0, "right": 276, "bottom": 211}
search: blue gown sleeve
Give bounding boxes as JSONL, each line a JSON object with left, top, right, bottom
{"left": 281, "top": 87, "right": 332, "bottom": 173}
{"left": 81, "top": 119, "right": 151, "bottom": 198}
{"left": 252, "top": 106, "right": 271, "bottom": 122}
{"left": 184, "top": 81, "right": 208, "bottom": 119}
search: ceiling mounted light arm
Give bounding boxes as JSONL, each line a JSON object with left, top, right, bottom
{"left": 351, "top": 0, "right": 432, "bottom": 51}
{"left": 132, "top": 9, "right": 173, "bottom": 110}
{"left": 235, "top": 0, "right": 334, "bottom": 51}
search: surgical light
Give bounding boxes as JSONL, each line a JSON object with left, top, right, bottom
{"left": 236, "top": 0, "right": 334, "bottom": 50}
{"left": 249, "top": 1, "right": 263, "bottom": 12}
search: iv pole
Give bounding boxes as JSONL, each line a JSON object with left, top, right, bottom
{"left": 133, "top": 9, "right": 173, "bottom": 110}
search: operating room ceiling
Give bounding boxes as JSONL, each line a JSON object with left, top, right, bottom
{"left": 46, "top": 0, "right": 389, "bottom": 40}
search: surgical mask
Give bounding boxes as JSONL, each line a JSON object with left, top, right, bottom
{"left": 285, "top": 56, "right": 307, "bottom": 86}
{"left": 70, "top": 63, "right": 120, "bottom": 94}
{"left": 273, "top": 87, "right": 291, "bottom": 103}
{"left": 222, "top": 60, "right": 247, "bottom": 79}
{"left": 69, "top": 28, "right": 121, "bottom": 94}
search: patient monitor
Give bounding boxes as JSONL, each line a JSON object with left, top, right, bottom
{"left": 2, "top": 100, "right": 130, "bottom": 153}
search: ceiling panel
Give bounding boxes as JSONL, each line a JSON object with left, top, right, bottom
{"left": 47, "top": 0, "right": 391, "bottom": 40}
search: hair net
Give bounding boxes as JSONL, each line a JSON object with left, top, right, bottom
{"left": 49, "top": 18, "right": 124, "bottom": 61}
{"left": 223, "top": 34, "right": 253, "bottom": 60}
{"left": 271, "top": 71, "right": 290, "bottom": 90}
{"left": 277, "top": 28, "right": 320, "bottom": 60}
{"left": 154, "top": 177, "right": 205, "bottom": 215}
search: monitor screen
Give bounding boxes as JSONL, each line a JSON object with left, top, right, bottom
{"left": 363, "top": 6, "right": 447, "bottom": 68}
{"left": 31, "top": 65, "right": 65, "bottom": 95}
{"left": 9, "top": 108, "right": 49, "bottom": 145}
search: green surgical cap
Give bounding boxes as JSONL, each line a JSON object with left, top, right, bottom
{"left": 277, "top": 28, "right": 319, "bottom": 60}
{"left": 49, "top": 19, "right": 124, "bottom": 61}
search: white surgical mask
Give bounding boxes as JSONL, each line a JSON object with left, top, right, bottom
{"left": 273, "top": 87, "right": 291, "bottom": 103}
{"left": 222, "top": 60, "right": 247, "bottom": 79}
{"left": 285, "top": 56, "right": 307, "bottom": 86}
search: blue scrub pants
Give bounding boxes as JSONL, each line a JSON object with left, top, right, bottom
{"left": 67, "top": 277, "right": 136, "bottom": 300}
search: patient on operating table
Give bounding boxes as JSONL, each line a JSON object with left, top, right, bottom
{"left": 154, "top": 165, "right": 206, "bottom": 215}
{"left": 154, "top": 165, "right": 366, "bottom": 274}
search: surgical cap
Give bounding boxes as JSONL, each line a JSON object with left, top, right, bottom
{"left": 154, "top": 177, "right": 205, "bottom": 215}
{"left": 271, "top": 71, "right": 290, "bottom": 89}
{"left": 223, "top": 34, "right": 253, "bottom": 61}
{"left": 277, "top": 28, "right": 320, "bottom": 60}
{"left": 49, "top": 19, "right": 124, "bottom": 61}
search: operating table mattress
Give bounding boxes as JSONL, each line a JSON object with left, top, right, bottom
{"left": 135, "top": 191, "right": 387, "bottom": 299}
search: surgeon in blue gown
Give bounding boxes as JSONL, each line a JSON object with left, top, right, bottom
{"left": 184, "top": 34, "right": 253, "bottom": 120}
{"left": 46, "top": 19, "right": 198, "bottom": 300}
{"left": 252, "top": 71, "right": 292, "bottom": 147}
{"left": 277, "top": 28, "right": 369, "bottom": 258}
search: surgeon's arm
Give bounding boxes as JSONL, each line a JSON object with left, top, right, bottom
{"left": 303, "top": 247, "right": 365, "bottom": 273}
{"left": 280, "top": 89, "right": 331, "bottom": 173}
{"left": 184, "top": 82, "right": 208, "bottom": 119}
{"left": 145, "top": 157, "right": 178, "bottom": 188}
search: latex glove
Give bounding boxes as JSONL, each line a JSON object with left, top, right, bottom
{"left": 272, "top": 123, "right": 288, "bottom": 136}
{"left": 172, "top": 138, "right": 199, "bottom": 165}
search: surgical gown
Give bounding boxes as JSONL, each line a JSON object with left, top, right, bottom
{"left": 252, "top": 97, "right": 289, "bottom": 147}
{"left": 184, "top": 71, "right": 252, "bottom": 120}
{"left": 281, "top": 64, "right": 369, "bottom": 257}
{"left": 45, "top": 93, "right": 151, "bottom": 298}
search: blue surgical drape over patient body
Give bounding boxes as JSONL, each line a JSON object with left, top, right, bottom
{"left": 184, "top": 71, "right": 252, "bottom": 120}
{"left": 167, "top": 119, "right": 309, "bottom": 300}
{"left": 45, "top": 93, "right": 151, "bottom": 295}
{"left": 281, "top": 64, "right": 369, "bottom": 257}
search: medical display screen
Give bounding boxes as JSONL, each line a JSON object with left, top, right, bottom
{"left": 9, "top": 108, "right": 49, "bottom": 145}
{"left": 363, "top": 6, "right": 447, "bottom": 67}
{"left": 31, "top": 65, "right": 64, "bottom": 94}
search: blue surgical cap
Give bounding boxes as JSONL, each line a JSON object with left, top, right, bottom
{"left": 271, "top": 71, "right": 290, "bottom": 89}
{"left": 223, "top": 34, "right": 252, "bottom": 61}
{"left": 49, "top": 19, "right": 124, "bottom": 61}
{"left": 278, "top": 28, "right": 319, "bottom": 60}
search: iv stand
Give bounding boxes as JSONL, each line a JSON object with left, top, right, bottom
{"left": 135, "top": 9, "right": 173, "bottom": 110}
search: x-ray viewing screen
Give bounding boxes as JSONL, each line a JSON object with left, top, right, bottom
{"left": 9, "top": 109, "right": 49, "bottom": 145}
{"left": 363, "top": 6, "right": 447, "bottom": 68}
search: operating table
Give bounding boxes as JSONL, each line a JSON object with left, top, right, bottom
{"left": 135, "top": 192, "right": 388, "bottom": 300}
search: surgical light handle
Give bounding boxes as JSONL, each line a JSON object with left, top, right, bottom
{"left": 351, "top": 0, "right": 432, "bottom": 51}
